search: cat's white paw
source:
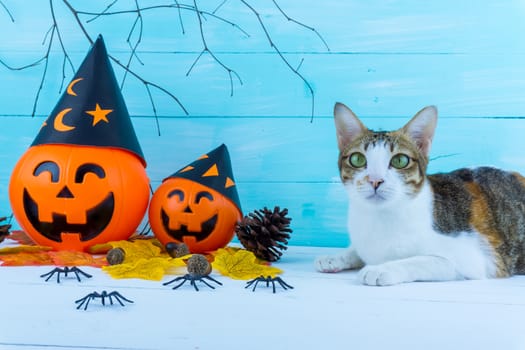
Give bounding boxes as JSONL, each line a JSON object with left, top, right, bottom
{"left": 314, "top": 255, "right": 347, "bottom": 273}
{"left": 358, "top": 264, "right": 406, "bottom": 286}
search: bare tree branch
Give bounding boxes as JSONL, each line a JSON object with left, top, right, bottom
{"left": 31, "top": 24, "right": 56, "bottom": 117}
{"left": 271, "top": 0, "right": 330, "bottom": 52}
{"left": 3, "top": 0, "right": 328, "bottom": 122}
{"left": 60, "top": 0, "right": 189, "bottom": 134}
{"left": 240, "top": 0, "right": 317, "bottom": 120}
{"left": 50, "top": 0, "right": 75, "bottom": 93}
{"left": 0, "top": 0, "right": 14, "bottom": 22}
{"left": 187, "top": 0, "right": 242, "bottom": 97}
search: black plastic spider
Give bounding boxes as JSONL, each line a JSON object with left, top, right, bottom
{"left": 40, "top": 266, "right": 92, "bottom": 283}
{"left": 75, "top": 290, "right": 133, "bottom": 310}
{"left": 245, "top": 275, "right": 294, "bottom": 293}
{"left": 163, "top": 274, "right": 223, "bottom": 291}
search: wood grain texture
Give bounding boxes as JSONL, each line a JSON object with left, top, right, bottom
{"left": 1, "top": 0, "right": 524, "bottom": 247}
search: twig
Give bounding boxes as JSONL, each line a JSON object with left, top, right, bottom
{"left": 0, "top": 0, "right": 14, "bottom": 22}
{"left": 120, "top": 0, "right": 145, "bottom": 89}
{"left": 271, "top": 0, "right": 330, "bottom": 52}
{"left": 212, "top": 0, "right": 228, "bottom": 14}
{"left": 173, "top": 0, "right": 186, "bottom": 34}
{"left": 50, "top": 0, "right": 75, "bottom": 93}
{"left": 85, "top": 0, "right": 119, "bottom": 23}
{"left": 187, "top": 0, "right": 243, "bottom": 97}
{"left": 74, "top": 4, "right": 250, "bottom": 37}
{"left": 30, "top": 23, "right": 56, "bottom": 117}
{"left": 61, "top": 0, "right": 189, "bottom": 129}
{"left": 241, "top": 0, "right": 316, "bottom": 120}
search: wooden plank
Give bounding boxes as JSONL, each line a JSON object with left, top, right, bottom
{"left": 3, "top": 0, "right": 525, "bottom": 54}
{"left": 1, "top": 116, "right": 524, "bottom": 247}
{"left": 2, "top": 51, "right": 525, "bottom": 118}
{"left": 2, "top": 1, "right": 525, "bottom": 118}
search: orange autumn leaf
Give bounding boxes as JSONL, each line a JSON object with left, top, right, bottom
{"left": 49, "top": 251, "right": 107, "bottom": 267}
{"left": 0, "top": 244, "right": 105, "bottom": 267}
{"left": 8, "top": 230, "right": 37, "bottom": 246}
{"left": 0, "top": 252, "right": 55, "bottom": 266}
{"left": 0, "top": 245, "right": 52, "bottom": 254}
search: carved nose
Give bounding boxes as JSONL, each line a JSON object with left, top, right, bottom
{"left": 57, "top": 186, "right": 74, "bottom": 198}
{"left": 183, "top": 206, "right": 193, "bottom": 213}
{"left": 370, "top": 179, "right": 384, "bottom": 191}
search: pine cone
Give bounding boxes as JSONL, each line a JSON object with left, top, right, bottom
{"left": 235, "top": 206, "right": 292, "bottom": 262}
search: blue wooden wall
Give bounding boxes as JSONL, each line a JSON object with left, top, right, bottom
{"left": 1, "top": 1, "right": 525, "bottom": 247}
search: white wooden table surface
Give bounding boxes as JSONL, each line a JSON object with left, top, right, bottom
{"left": 1, "top": 245, "right": 524, "bottom": 350}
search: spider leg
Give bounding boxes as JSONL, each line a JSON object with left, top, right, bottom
{"left": 251, "top": 279, "right": 262, "bottom": 292}
{"left": 100, "top": 291, "right": 108, "bottom": 306}
{"left": 72, "top": 267, "right": 93, "bottom": 279}
{"left": 83, "top": 296, "right": 94, "bottom": 310}
{"left": 197, "top": 278, "right": 215, "bottom": 290}
{"left": 170, "top": 278, "right": 189, "bottom": 290}
{"left": 245, "top": 278, "right": 258, "bottom": 289}
{"left": 275, "top": 277, "right": 294, "bottom": 290}
{"left": 66, "top": 267, "right": 92, "bottom": 282}
{"left": 163, "top": 276, "right": 185, "bottom": 286}
{"left": 111, "top": 292, "right": 134, "bottom": 305}
{"left": 75, "top": 296, "right": 89, "bottom": 310}
{"left": 203, "top": 275, "right": 222, "bottom": 286}
{"left": 109, "top": 294, "right": 119, "bottom": 306}
{"left": 271, "top": 280, "right": 276, "bottom": 293}
{"left": 190, "top": 277, "right": 200, "bottom": 291}
{"left": 75, "top": 293, "right": 96, "bottom": 311}
{"left": 40, "top": 268, "right": 64, "bottom": 283}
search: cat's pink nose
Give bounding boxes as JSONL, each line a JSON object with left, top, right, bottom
{"left": 370, "top": 179, "right": 384, "bottom": 190}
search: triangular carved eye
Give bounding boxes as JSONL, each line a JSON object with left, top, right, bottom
{"left": 34, "top": 161, "right": 60, "bottom": 183}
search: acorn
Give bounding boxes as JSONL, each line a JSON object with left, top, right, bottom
{"left": 165, "top": 242, "right": 190, "bottom": 258}
{"left": 186, "top": 254, "right": 212, "bottom": 277}
{"left": 106, "top": 247, "right": 125, "bottom": 265}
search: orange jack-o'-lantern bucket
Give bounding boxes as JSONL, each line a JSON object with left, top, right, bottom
{"left": 9, "top": 35, "right": 149, "bottom": 251}
{"left": 149, "top": 144, "right": 242, "bottom": 253}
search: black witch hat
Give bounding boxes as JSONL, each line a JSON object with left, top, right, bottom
{"left": 165, "top": 144, "right": 242, "bottom": 212}
{"left": 31, "top": 35, "right": 146, "bottom": 166}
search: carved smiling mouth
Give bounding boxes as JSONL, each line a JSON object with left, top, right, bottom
{"left": 161, "top": 209, "right": 218, "bottom": 242}
{"left": 23, "top": 189, "right": 115, "bottom": 242}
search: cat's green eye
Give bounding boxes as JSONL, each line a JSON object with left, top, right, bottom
{"left": 349, "top": 152, "right": 367, "bottom": 168}
{"left": 391, "top": 154, "right": 410, "bottom": 169}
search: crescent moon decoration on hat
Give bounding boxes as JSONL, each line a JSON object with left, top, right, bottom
{"left": 31, "top": 35, "right": 146, "bottom": 167}
{"left": 165, "top": 144, "right": 242, "bottom": 213}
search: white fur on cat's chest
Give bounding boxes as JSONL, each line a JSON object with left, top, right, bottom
{"left": 345, "top": 181, "right": 497, "bottom": 279}
{"left": 345, "top": 181, "right": 434, "bottom": 264}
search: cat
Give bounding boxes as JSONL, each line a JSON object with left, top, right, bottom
{"left": 314, "top": 102, "right": 525, "bottom": 286}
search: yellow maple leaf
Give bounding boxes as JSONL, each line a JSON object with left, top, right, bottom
{"left": 107, "top": 239, "right": 165, "bottom": 263}
{"left": 102, "top": 257, "right": 187, "bottom": 281}
{"left": 211, "top": 248, "right": 282, "bottom": 280}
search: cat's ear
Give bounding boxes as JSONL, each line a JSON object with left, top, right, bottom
{"left": 334, "top": 102, "right": 367, "bottom": 152}
{"left": 402, "top": 106, "right": 438, "bottom": 157}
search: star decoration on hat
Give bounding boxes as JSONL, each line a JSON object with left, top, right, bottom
{"left": 166, "top": 144, "right": 242, "bottom": 212}
{"left": 86, "top": 103, "right": 113, "bottom": 126}
{"left": 30, "top": 35, "right": 146, "bottom": 167}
